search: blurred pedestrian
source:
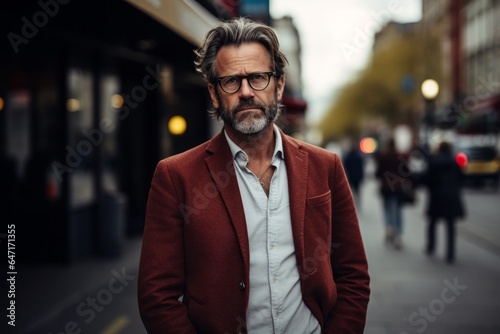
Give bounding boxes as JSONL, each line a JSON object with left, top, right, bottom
{"left": 138, "top": 17, "right": 370, "bottom": 334}
{"left": 343, "top": 142, "right": 365, "bottom": 209}
{"left": 375, "top": 137, "right": 410, "bottom": 249}
{"left": 423, "top": 141, "right": 465, "bottom": 264}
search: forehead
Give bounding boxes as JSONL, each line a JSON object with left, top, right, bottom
{"left": 215, "top": 42, "right": 271, "bottom": 76}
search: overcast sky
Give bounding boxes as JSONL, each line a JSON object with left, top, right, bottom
{"left": 270, "top": 0, "right": 422, "bottom": 125}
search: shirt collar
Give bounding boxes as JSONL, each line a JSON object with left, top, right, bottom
{"left": 224, "top": 124, "right": 284, "bottom": 167}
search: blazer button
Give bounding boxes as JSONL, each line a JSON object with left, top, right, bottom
{"left": 239, "top": 281, "right": 246, "bottom": 291}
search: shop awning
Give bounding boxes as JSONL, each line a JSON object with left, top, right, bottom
{"left": 126, "top": 0, "right": 219, "bottom": 46}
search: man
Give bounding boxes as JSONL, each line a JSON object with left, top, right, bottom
{"left": 138, "top": 17, "right": 370, "bottom": 334}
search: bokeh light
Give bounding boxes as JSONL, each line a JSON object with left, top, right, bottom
{"left": 421, "top": 79, "right": 440, "bottom": 99}
{"left": 168, "top": 115, "right": 187, "bottom": 135}
{"left": 456, "top": 152, "right": 468, "bottom": 168}
{"left": 66, "top": 98, "right": 80, "bottom": 112}
{"left": 111, "top": 94, "right": 124, "bottom": 109}
{"left": 359, "top": 137, "right": 378, "bottom": 154}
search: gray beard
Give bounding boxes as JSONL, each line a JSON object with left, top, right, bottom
{"left": 219, "top": 98, "right": 280, "bottom": 135}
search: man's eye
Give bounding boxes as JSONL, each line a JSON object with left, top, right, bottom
{"left": 251, "top": 74, "right": 265, "bottom": 81}
{"left": 224, "top": 77, "right": 239, "bottom": 85}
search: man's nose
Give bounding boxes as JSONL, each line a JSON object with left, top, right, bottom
{"left": 238, "top": 78, "right": 255, "bottom": 98}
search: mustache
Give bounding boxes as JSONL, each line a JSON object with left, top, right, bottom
{"left": 231, "top": 100, "right": 265, "bottom": 113}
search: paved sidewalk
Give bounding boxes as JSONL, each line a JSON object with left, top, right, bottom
{"left": 14, "top": 236, "right": 144, "bottom": 334}
{"left": 359, "top": 174, "right": 500, "bottom": 334}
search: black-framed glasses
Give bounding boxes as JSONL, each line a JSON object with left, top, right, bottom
{"left": 215, "top": 72, "right": 277, "bottom": 94}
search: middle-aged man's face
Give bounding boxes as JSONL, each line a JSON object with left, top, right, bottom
{"left": 208, "top": 42, "right": 285, "bottom": 135}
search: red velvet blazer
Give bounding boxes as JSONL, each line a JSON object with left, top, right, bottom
{"left": 138, "top": 129, "right": 370, "bottom": 333}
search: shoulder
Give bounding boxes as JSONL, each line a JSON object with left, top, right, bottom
{"left": 157, "top": 138, "right": 212, "bottom": 170}
{"left": 282, "top": 134, "right": 339, "bottom": 162}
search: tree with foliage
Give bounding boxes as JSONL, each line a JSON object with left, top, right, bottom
{"left": 318, "top": 24, "right": 435, "bottom": 143}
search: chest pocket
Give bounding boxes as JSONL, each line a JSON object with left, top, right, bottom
{"left": 307, "top": 190, "right": 331, "bottom": 207}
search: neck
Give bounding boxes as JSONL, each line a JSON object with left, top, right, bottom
{"left": 225, "top": 123, "right": 275, "bottom": 164}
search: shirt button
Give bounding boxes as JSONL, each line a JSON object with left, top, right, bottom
{"left": 239, "top": 281, "right": 246, "bottom": 291}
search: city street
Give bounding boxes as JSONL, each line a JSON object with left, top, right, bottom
{"left": 12, "top": 159, "right": 500, "bottom": 334}
{"left": 360, "top": 158, "right": 500, "bottom": 334}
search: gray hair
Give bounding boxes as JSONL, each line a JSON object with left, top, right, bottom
{"left": 194, "top": 17, "right": 289, "bottom": 84}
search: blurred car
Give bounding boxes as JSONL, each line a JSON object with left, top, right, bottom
{"left": 455, "top": 146, "right": 500, "bottom": 188}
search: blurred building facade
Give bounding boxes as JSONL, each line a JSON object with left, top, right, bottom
{"left": 0, "top": 0, "right": 306, "bottom": 263}
{"left": 0, "top": 0, "right": 230, "bottom": 263}
{"left": 272, "top": 16, "right": 308, "bottom": 138}
{"left": 373, "top": 21, "right": 420, "bottom": 52}
{"left": 421, "top": 0, "right": 456, "bottom": 105}
{"left": 462, "top": 0, "right": 500, "bottom": 135}
{"left": 421, "top": 0, "right": 500, "bottom": 138}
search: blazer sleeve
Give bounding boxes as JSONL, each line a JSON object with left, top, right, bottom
{"left": 324, "top": 154, "right": 370, "bottom": 333}
{"left": 137, "top": 160, "right": 196, "bottom": 333}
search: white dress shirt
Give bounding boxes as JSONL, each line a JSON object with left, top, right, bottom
{"left": 225, "top": 125, "right": 321, "bottom": 334}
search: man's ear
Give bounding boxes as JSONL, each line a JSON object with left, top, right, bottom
{"left": 208, "top": 83, "right": 219, "bottom": 109}
{"left": 277, "top": 75, "right": 285, "bottom": 101}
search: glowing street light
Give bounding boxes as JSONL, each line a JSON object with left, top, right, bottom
{"left": 421, "top": 79, "right": 439, "bottom": 100}
{"left": 420, "top": 79, "right": 439, "bottom": 147}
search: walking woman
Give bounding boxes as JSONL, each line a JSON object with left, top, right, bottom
{"left": 375, "top": 137, "right": 409, "bottom": 249}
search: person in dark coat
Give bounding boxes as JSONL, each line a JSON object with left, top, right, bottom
{"left": 423, "top": 141, "right": 465, "bottom": 264}
{"left": 343, "top": 144, "right": 365, "bottom": 208}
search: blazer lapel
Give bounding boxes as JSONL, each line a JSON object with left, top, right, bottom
{"left": 205, "top": 132, "right": 250, "bottom": 272}
{"left": 202, "top": 129, "right": 308, "bottom": 278}
{"left": 281, "top": 131, "right": 309, "bottom": 272}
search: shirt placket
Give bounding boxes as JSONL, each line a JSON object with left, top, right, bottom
{"left": 267, "top": 161, "right": 284, "bottom": 333}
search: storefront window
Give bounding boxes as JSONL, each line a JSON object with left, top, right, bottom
{"left": 67, "top": 67, "right": 95, "bottom": 209}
